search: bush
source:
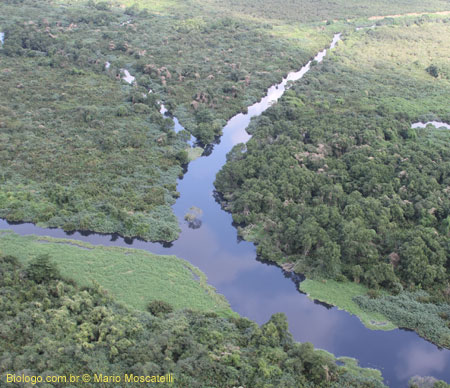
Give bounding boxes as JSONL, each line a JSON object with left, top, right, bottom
{"left": 116, "top": 105, "right": 129, "bottom": 117}
{"left": 336, "top": 274, "right": 347, "bottom": 282}
{"left": 26, "top": 254, "right": 60, "bottom": 283}
{"left": 426, "top": 64, "right": 439, "bottom": 78}
{"left": 147, "top": 300, "right": 174, "bottom": 316}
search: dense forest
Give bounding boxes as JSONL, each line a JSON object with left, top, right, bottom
{"left": 0, "top": 254, "right": 388, "bottom": 387}
{"left": 215, "top": 18, "right": 450, "bottom": 347}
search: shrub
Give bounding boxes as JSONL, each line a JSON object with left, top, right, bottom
{"left": 426, "top": 64, "right": 439, "bottom": 78}
{"left": 26, "top": 254, "right": 60, "bottom": 283}
{"left": 147, "top": 300, "right": 174, "bottom": 316}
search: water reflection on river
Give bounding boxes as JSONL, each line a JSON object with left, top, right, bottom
{"left": 1, "top": 33, "right": 449, "bottom": 387}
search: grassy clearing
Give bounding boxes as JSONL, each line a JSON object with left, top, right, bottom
{"left": 299, "top": 279, "right": 397, "bottom": 331}
{"left": 0, "top": 230, "right": 235, "bottom": 316}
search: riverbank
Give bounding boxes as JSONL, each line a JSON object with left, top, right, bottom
{"left": 299, "top": 278, "right": 397, "bottom": 331}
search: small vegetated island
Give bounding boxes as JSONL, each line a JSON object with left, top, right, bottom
{"left": 215, "top": 16, "right": 450, "bottom": 348}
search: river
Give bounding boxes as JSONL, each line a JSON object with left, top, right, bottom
{"left": 1, "top": 34, "right": 449, "bottom": 388}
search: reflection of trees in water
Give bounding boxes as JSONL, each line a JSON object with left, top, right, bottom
{"left": 187, "top": 219, "right": 202, "bottom": 229}
{"left": 313, "top": 299, "right": 333, "bottom": 310}
{"left": 184, "top": 206, "right": 203, "bottom": 230}
{"left": 2, "top": 220, "right": 176, "bottom": 247}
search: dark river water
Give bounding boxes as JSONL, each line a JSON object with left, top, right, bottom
{"left": 1, "top": 34, "right": 449, "bottom": 387}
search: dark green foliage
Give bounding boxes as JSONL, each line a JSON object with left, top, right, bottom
{"left": 0, "top": 256, "right": 386, "bottom": 387}
{"left": 426, "top": 64, "right": 440, "bottom": 78}
{"left": 26, "top": 254, "right": 60, "bottom": 284}
{"left": 147, "top": 300, "right": 174, "bottom": 316}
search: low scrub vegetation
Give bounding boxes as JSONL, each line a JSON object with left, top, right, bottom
{"left": 354, "top": 291, "right": 450, "bottom": 348}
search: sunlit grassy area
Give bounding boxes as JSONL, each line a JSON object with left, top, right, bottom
{"left": 55, "top": 0, "right": 185, "bottom": 13}
{"left": 299, "top": 279, "right": 397, "bottom": 330}
{"left": 0, "top": 231, "right": 235, "bottom": 316}
{"left": 200, "top": 0, "right": 450, "bottom": 23}
{"left": 119, "top": 0, "right": 182, "bottom": 12}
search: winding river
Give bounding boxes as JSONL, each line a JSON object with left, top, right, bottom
{"left": 2, "top": 34, "right": 450, "bottom": 387}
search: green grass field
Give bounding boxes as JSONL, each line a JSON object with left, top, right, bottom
{"left": 0, "top": 231, "right": 235, "bottom": 316}
{"left": 299, "top": 279, "right": 397, "bottom": 331}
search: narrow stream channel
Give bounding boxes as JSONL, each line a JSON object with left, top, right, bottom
{"left": 1, "top": 34, "right": 449, "bottom": 387}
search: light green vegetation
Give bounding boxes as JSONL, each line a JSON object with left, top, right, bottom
{"left": 300, "top": 279, "right": 396, "bottom": 331}
{"left": 0, "top": 231, "right": 234, "bottom": 316}
{"left": 201, "top": 0, "right": 450, "bottom": 23}
{"left": 301, "top": 278, "right": 450, "bottom": 346}
{"left": 215, "top": 17, "right": 450, "bottom": 346}
{"left": 187, "top": 147, "right": 204, "bottom": 161}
